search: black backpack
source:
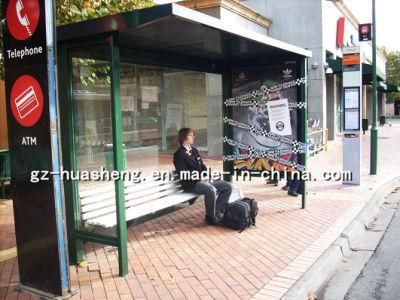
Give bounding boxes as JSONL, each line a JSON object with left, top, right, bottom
{"left": 223, "top": 197, "right": 258, "bottom": 232}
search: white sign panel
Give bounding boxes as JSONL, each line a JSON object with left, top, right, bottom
{"left": 344, "top": 88, "right": 360, "bottom": 109}
{"left": 344, "top": 110, "right": 360, "bottom": 130}
{"left": 267, "top": 98, "right": 292, "bottom": 136}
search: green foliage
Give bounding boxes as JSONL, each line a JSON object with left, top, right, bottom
{"left": 0, "top": 0, "right": 154, "bottom": 80}
{"left": 72, "top": 58, "right": 111, "bottom": 87}
{"left": 382, "top": 48, "right": 400, "bottom": 101}
{"left": 56, "top": 0, "right": 154, "bottom": 26}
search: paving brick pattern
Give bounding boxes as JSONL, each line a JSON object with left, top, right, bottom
{"left": 1, "top": 122, "right": 400, "bottom": 300}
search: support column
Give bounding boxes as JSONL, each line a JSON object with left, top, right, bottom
{"left": 110, "top": 32, "right": 128, "bottom": 276}
{"left": 300, "top": 58, "right": 308, "bottom": 209}
{"left": 326, "top": 75, "right": 335, "bottom": 141}
{"left": 222, "top": 64, "right": 233, "bottom": 182}
{"left": 362, "top": 85, "right": 368, "bottom": 119}
{"left": 307, "top": 48, "right": 327, "bottom": 143}
{"left": 382, "top": 93, "right": 387, "bottom": 116}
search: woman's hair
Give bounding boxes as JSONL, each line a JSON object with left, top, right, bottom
{"left": 178, "top": 127, "right": 194, "bottom": 145}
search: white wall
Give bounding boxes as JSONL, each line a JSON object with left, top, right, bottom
{"left": 322, "top": 1, "right": 386, "bottom": 74}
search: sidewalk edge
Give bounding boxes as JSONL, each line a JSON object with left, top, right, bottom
{"left": 281, "top": 175, "right": 400, "bottom": 300}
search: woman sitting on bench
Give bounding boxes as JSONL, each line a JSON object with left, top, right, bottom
{"left": 173, "top": 128, "right": 232, "bottom": 226}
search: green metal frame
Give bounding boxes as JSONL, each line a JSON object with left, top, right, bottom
{"left": 58, "top": 33, "right": 227, "bottom": 277}
{"left": 300, "top": 58, "right": 308, "bottom": 209}
{"left": 370, "top": 0, "right": 378, "bottom": 175}
{"left": 58, "top": 33, "right": 128, "bottom": 276}
{"left": 110, "top": 32, "right": 128, "bottom": 276}
{"left": 0, "top": 150, "right": 11, "bottom": 199}
{"left": 58, "top": 28, "right": 310, "bottom": 277}
{"left": 58, "top": 42, "right": 83, "bottom": 264}
{"left": 222, "top": 62, "right": 233, "bottom": 182}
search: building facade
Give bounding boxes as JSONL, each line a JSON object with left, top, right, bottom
{"left": 243, "top": 0, "right": 387, "bottom": 141}
{"left": 175, "top": 0, "right": 388, "bottom": 142}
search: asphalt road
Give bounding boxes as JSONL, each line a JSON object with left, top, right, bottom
{"left": 345, "top": 205, "right": 400, "bottom": 300}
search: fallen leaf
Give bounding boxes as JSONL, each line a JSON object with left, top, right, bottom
{"left": 148, "top": 275, "right": 158, "bottom": 281}
{"left": 364, "top": 224, "right": 372, "bottom": 230}
{"left": 307, "top": 291, "right": 318, "bottom": 300}
{"left": 78, "top": 260, "right": 88, "bottom": 268}
{"left": 167, "top": 277, "right": 176, "bottom": 285}
{"left": 351, "top": 246, "right": 360, "bottom": 252}
{"left": 88, "top": 263, "right": 99, "bottom": 272}
{"left": 342, "top": 257, "right": 348, "bottom": 263}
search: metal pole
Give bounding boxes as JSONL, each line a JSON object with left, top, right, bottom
{"left": 300, "top": 58, "right": 308, "bottom": 209}
{"left": 370, "top": 0, "right": 378, "bottom": 174}
{"left": 110, "top": 32, "right": 128, "bottom": 276}
{"left": 45, "top": 0, "right": 71, "bottom": 294}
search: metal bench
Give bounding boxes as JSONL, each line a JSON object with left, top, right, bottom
{"left": 79, "top": 172, "right": 199, "bottom": 228}
{"left": 0, "top": 150, "right": 11, "bottom": 199}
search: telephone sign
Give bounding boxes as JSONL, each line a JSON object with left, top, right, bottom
{"left": 6, "top": 0, "right": 40, "bottom": 41}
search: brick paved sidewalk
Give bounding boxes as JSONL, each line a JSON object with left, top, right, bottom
{"left": 1, "top": 121, "right": 400, "bottom": 300}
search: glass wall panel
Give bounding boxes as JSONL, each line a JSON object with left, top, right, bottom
{"left": 119, "top": 57, "right": 223, "bottom": 177}
{"left": 71, "top": 46, "right": 117, "bottom": 236}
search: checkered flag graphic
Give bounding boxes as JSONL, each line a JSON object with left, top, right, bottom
{"left": 248, "top": 125, "right": 257, "bottom": 133}
{"left": 260, "top": 85, "right": 268, "bottom": 93}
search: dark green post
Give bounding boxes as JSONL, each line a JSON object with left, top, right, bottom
{"left": 60, "top": 45, "right": 84, "bottom": 265}
{"left": 110, "top": 32, "right": 128, "bottom": 276}
{"left": 370, "top": 0, "right": 378, "bottom": 175}
{"left": 300, "top": 58, "right": 308, "bottom": 209}
{"left": 222, "top": 66, "right": 233, "bottom": 182}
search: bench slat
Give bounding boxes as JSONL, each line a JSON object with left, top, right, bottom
{"left": 86, "top": 192, "right": 199, "bottom": 227}
{"left": 81, "top": 183, "right": 183, "bottom": 215}
{"left": 79, "top": 172, "right": 179, "bottom": 198}
{"left": 80, "top": 177, "right": 181, "bottom": 206}
{"left": 80, "top": 181, "right": 183, "bottom": 212}
{"left": 82, "top": 187, "right": 187, "bottom": 220}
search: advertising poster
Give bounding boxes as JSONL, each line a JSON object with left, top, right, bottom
{"left": 231, "top": 63, "right": 300, "bottom": 172}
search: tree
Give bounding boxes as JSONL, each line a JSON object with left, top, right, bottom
{"left": 0, "top": 0, "right": 154, "bottom": 80}
{"left": 383, "top": 48, "right": 400, "bottom": 101}
{"left": 56, "top": 0, "right": 153, "bottom": 26}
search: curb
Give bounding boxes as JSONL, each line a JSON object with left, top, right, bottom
{"left": 281, "top": 175, "right": 400, "bottom": 300}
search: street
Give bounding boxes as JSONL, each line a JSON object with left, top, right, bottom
{"left": 345, "top": 200, "right": 400, "bottom": 300}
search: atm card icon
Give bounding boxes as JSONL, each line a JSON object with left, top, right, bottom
{"left": 15, "top": 86, "right": 39, "bottom": 119}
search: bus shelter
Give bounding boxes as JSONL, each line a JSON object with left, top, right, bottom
{"left": 57, "top": 3, "right": 312, "bottom": 276}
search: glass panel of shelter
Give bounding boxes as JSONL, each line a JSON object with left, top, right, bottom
{"left": 119, "top": 60, "right": 224, "bottom": 178}
{"left": 69, "top": 46, "right": 225, "bottom": 235}
{"left": 70, "top": 45, "right": 118, "bottom": 237}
